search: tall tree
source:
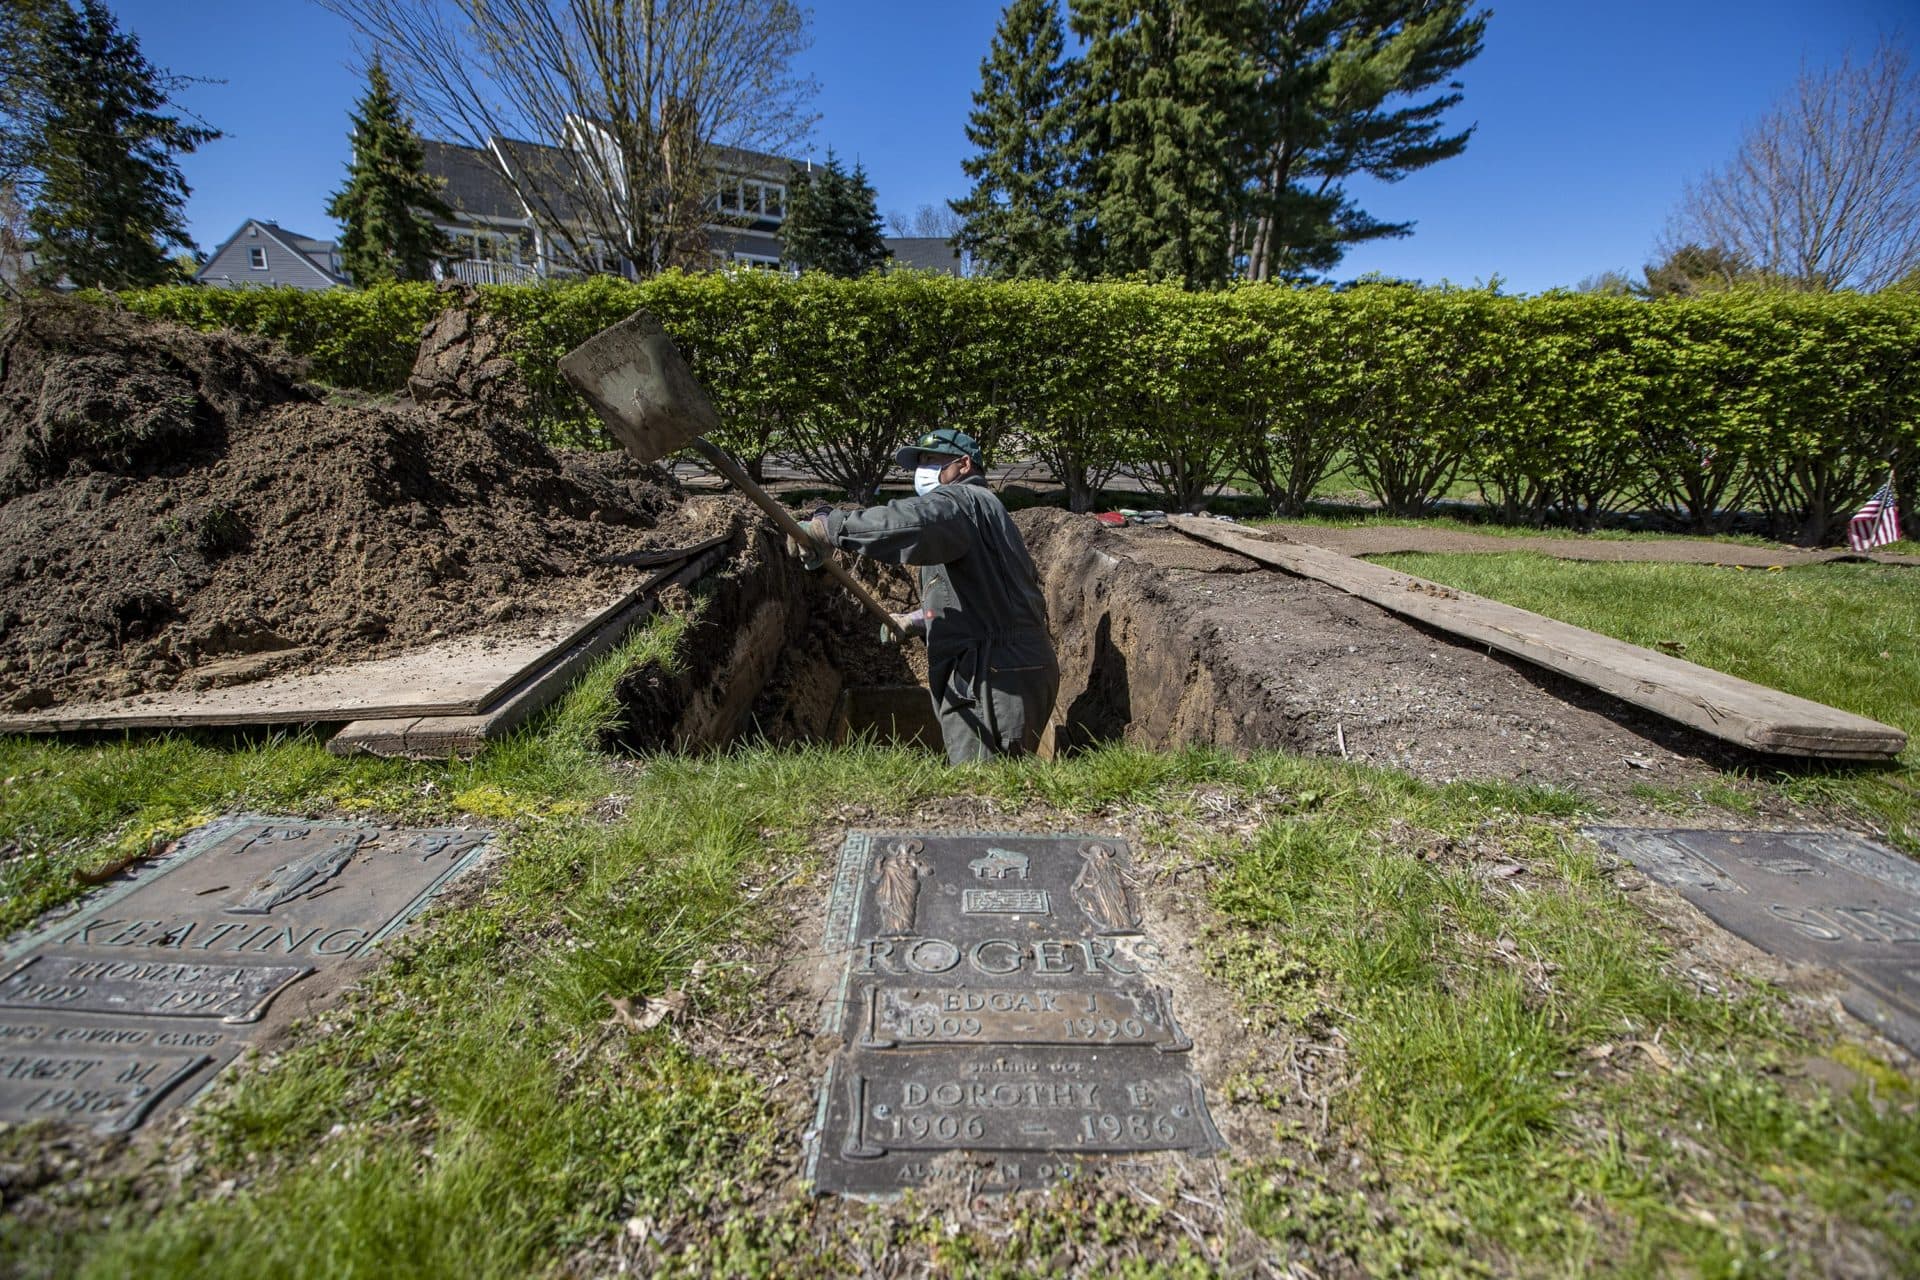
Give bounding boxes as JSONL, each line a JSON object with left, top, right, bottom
{"left": 326, "top": 61, "right": 453, "bottom": 285}
{"left": 322, "top": 0, "right": 817, "bottom": 277}
{"left": 780, "top": 151, "right": 888, "bottom": 277}
{"left": 1665, "top": 40, "right": 1920, "bottom": 292}
{"left": 887, "top": 203, "right": 963, "bottom": 239}
{"left": 1239, "top": 1, "right": 1486, "bottom": 281}
{"left": 950, "top": 0, "right": 1081, "bottom": 279}
{"left": 1639, "top": 242, "right": 1751, "bottom": 299}
{"left": 0, "top": 2, "right": 56, "bottom": 197}
{"left": 1071, "top": 0, "right": 1259, "bottom": 289}
{"left": 24, "top": 0, "right": 217, "bottom": 289}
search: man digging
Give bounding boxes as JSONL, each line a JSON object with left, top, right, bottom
{"left": 792, "top": 429, "right": 1059, "bottom": 765}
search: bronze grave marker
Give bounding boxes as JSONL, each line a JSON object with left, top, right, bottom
{"left": 808, "top": 832, "right": 1221, "bottom": 1197}
{"left": 0, "top": 815, "right": 488, "bottom": 1132}
{"left": 1590, "top": 827, "right": 1920, "bottom": 1052}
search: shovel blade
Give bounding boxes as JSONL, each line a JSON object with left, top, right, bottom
{"left": 557, "top": 309, "right": 720, "bottom": 464}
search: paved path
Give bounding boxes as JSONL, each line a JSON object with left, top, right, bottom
{"left": 1255, "top": 522, "right": 1919, "bottom": 568}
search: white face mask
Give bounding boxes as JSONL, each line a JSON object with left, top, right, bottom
{"left": 913, "top": 464, "right": 944, "bottom": 496}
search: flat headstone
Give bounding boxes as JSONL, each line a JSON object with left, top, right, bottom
{"left": 0, "top": 816, "right": 487, "bottom": 1133}
{"left": 807, "top": 832, "right": 1221, "bottom": 1197}
{"left": 1590, "top": 827, "right": 1920, "bottom": 1051}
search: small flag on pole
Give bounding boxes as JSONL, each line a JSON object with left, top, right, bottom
{"left": 1847, "top": 481, "right": 1902, "bottom": 552}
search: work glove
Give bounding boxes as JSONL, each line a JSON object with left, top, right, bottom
{"left": 786, "top": 507, "right": 832, "bottom": 570}
{"left": 882, "top": 608, "right": 931, "bottom": 644}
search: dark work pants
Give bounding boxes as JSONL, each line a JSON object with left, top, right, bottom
{"left": 933, "top": 657, "right": 1060, "bottom": 765}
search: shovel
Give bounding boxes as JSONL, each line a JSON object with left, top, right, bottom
{"left": 559, "top": 309, "right": 910, "bottom": 642}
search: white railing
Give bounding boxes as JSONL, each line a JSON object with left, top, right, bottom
{"left": 446, "top": 259, "right": 538, "bottom": 285}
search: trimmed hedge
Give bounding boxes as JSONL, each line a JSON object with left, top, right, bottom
{"left": 118, "top": 276, "right": 1920, "bottom": 540}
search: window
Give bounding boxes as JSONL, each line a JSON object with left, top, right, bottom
{"left": 248, "top": 246, "right": 267, "bottom": 269}
{"left": 741, "top": 180, "right": 785, "bottom": 219}
{"left": 718, "top": 179, "right": 740, "bottom": 212}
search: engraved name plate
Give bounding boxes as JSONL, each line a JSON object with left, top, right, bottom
{"left": 0, "top": 1046, "right": 211, "bottom": 1133}
{"left": 810, "top": 832, "right": 1222, "bottom": 1196}
{"left": 860, "top": 985, "right": 1190, "bottom": 1051}
{"left": 0, "top": 954, "right": 313, "bottom": 1023}
{"left": 1591, "top": 826, "right": 1920, "bottom": 1054}
{"left": 843, "top": 1052, "right": 1219, "bottom": 1156}
{"left": 0, "top": 815, "right": 490, "bottom": 1132}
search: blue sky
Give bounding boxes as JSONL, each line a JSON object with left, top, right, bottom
{"left": 115, "top": 0, "right": 1911, "bottom": 294}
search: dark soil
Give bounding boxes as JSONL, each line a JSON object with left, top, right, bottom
{"left": 0, "top": 299, "right": 688, "bottom": 710}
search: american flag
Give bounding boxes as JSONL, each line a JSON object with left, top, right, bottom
{"left": 1848, "top": 482, "right": 1902, "bottom": 552}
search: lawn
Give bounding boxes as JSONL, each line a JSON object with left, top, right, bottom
{"left": 3, "top": 564, "right": 1918, "bottom": 1277}
{"left": 1376, "top": 553, "right": 1918, "bottom": 854}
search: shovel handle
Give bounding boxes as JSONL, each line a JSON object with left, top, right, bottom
{"left": 688, "top": 437, "right": 911, "bottom": 643}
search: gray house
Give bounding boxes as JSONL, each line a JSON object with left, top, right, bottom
{"left": 421, "top": 131, "right": 799, "bottom": 281}
{"left": 884, "top": 236, "right": 965, "bottom": 278}
{"left": 196, "top": 220, "right": 348, "bottom": 289}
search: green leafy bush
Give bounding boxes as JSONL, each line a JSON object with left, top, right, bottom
{"left": 114, "top": 276, "right": 1920, "bottom": 541}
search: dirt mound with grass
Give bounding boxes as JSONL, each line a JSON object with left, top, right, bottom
{"left": 0, "top": 299, "right": 688, "bottom": 711}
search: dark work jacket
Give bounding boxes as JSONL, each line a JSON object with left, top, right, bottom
{"left": 822, "top": 477, "right": 1055, "bottom": 706}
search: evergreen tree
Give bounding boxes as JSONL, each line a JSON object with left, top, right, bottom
{"left": 950, "top": 0, "right": 1081, "bottom": 279}
{"left": 1239, "top": 2, "right": 1487, "bottom": 280}
{"left": 779, "top": 150, "right": 889, "bottom": 277}
{"left": 1070, "top": 0, "right": 1260, "bottom": 289}
{"left": 326, "top": 60, "right": 453, "bottom": 285}
{"left": 26, "top": 0, "right": 217, "bottom": 289}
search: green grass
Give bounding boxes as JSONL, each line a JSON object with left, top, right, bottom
{"left": 1375, "top": 553, "right": 1919, "bottom": 851}
{"left": 1253, "top": 506, "right": 1788, "bottom": 546}
{"left": 1208, "top": 781, "right": 1920, "bottom": 1275}
{"left": 5, "top": 587, "right": 1919, "bottom": 1276}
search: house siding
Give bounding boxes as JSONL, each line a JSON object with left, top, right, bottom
{"left": 197, "top": 221, "right": 342, "bottom": 290}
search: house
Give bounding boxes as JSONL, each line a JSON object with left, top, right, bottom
{"left": 196, "top": 220, "right": 348, "bottom": 289}
{"left": 420, "top": 131, "right": 799, "bottom": 282}
{"left": 883, "top": 236, "right": 965, "bottom": 278}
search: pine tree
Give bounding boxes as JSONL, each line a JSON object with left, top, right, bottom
{"left": 326, "top": 61, "right": 454, "bottom": 286}
{"left": 779, "top": 150, "right": 889, "bottom": 277}
{"left": 1070, "top": 0, "right": 1260, "bottom": 289}
{"left": 950, "top": 0, "right": 1080, "bottom": 279}
{"left": 1239, "top": 2, "right": 1487, "bottom": 281}
{"left": 26, "top": 0, "right": 218, "bottom": 290}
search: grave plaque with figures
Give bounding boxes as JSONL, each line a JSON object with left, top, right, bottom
{"left": 807, "top": 832, "right": 1222, "bottom": 1197}
{"left": 1591, "top": 827, "right": 1920, "bottom": 1053}
{"left": 0, "top": 816, "right": 487, "bottom": 1132}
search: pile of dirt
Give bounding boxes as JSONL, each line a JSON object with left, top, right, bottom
{"left": 0, "top": 299, "right": 689, "bottom": 710}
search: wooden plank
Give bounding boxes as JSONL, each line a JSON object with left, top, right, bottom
{"left": 1169, "top": 516, "right": 1907, "bottom": 761}
{"left": 329, "top": 540, "right": 734, "bottom": 759}
{"left": 0, "top": 619, "right": 606, "bottom": 732}
{"left": 0, "top": 535, "right": 735, "bottom": 735}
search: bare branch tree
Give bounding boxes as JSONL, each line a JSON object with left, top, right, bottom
{"left": 1667, "top": 39, "right": 1920, "bottom": 292}
{"left": 318, "top": 0, "right": 818, "bottom": 276}
{"left": 887, "top": 203, "right": 963, "bottom": 240}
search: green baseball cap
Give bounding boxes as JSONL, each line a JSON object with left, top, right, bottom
{"left": 896, "top": 427, "right": 984, "bottom": 471}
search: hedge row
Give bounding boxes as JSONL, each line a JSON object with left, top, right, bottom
{"left": 120, "top": 274, "right": 1920, "bottom": 542}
